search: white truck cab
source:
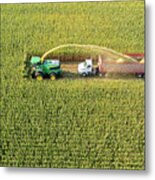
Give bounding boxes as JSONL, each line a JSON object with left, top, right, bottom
{"left": 78, "top": 59, "right": 93, "bottom": 76}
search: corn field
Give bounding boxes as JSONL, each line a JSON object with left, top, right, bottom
{"left": 0, "top": 1, "right": 144, "bottom": 169}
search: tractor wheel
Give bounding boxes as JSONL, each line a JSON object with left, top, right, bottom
{"left": 50, "top": 73, "right": 56, "bottom": 81}
{"left": 36, "top": 73, "right": 43, "bottom": 81}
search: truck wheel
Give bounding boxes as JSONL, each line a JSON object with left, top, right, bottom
{"left": 94, "top": 67, "right": 99, "bottom": 75}
{"left": 82, "top": 73, "right": 87, "bottom": 77}
{"left": 136, "top": 73, "right": 143, "bottom": 78}
{"left": 50, "top": 73, "right": 56, "bottom": 81}
{"left": 99, "top": 73, "right": 103, "bottom": 77}
{"left": 36, "top": 73, "right": 43, "bottom": 81}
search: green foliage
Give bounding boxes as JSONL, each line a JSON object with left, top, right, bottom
{"left": 0, "top": 1, "right": 144, "bottom": 169}
{"left": 1, "top": 79, "right": 144, "bottom": 169}
{"left": 1, "top": 1, "right": 144, "bottom": 57}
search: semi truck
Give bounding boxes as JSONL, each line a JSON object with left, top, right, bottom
{"left": 78, "top": 55, "right": 145, "bottom": 78}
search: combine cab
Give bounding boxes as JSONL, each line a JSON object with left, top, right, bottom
{"left": 30, "top": 56, "right": 62, "bottom": 80}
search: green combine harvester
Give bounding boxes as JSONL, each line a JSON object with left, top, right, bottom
{"left": 29, "top": 56, "right": 62, "bottom": 80}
